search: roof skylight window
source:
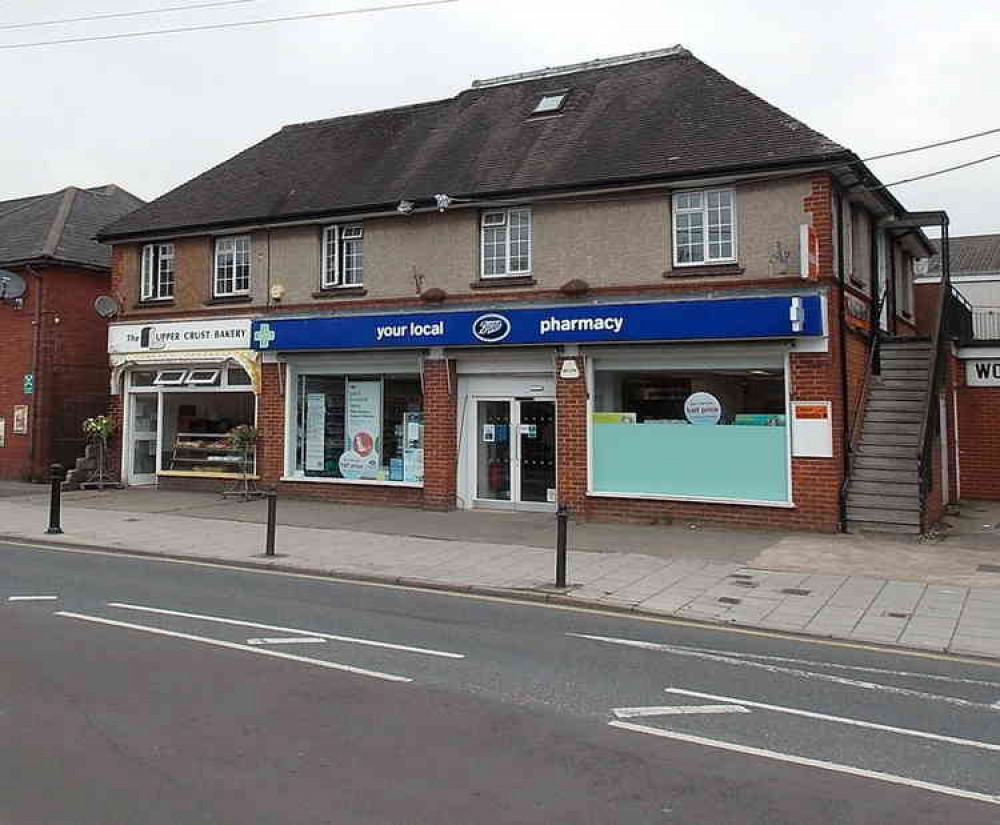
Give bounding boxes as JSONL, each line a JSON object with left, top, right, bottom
{"left": 532, "top": 91, "right": 568, "bottom": 115}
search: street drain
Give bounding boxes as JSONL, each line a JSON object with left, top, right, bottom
{"left": 781, "top": 588, "right": 812, "bottom": 596}
{"left": 885, "top": 611, "right": 910, "bottom": 619}
{"left": 977, "top": 564, "right": 1000, "bottom": 573}
{"left": 718, "top": 596, "right": 742, "bottom": 605}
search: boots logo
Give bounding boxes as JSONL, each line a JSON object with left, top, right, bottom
{"left": 472, "top": 313, "right": 511, "bottom": 343}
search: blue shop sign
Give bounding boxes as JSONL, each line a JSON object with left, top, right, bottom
{"left": 251, "top": 295, "right": 822, "bottom": 351}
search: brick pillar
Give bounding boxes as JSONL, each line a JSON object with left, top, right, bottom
{"left": 422, "top": 357, "right": 457, "bottom": 510}
{"left": 257, "top": 362, "right": 285, "bottom": 485}
{"left": 108, "top": 392, "right": 124, "bottom": 483}
{"left": 802, "top": 174, "right": 835, "bottom": 281}
{"left": 555, "top": 355, "right": 587, "bottom": 513}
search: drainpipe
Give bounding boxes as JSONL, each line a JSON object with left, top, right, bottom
{"left": 26, "top": 265, "right": 44, "bottom": 477}
{"left": 835, "top": 192, "right": 850, "bottom": 531}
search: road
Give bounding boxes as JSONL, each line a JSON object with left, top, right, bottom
{"left": 1, "top": 539, "right": 998, "bottom": 824}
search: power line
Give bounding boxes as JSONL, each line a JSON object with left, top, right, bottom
{"left": 866, "top": 150, "right": 1000, "bottom": 190}
{"left": 0, "top": 0, "right": 458, "bottom": 49}
{"left": 0, "top": 0, "right": 267, "bottom": 32}
{"left": 862, "top": 126, "right": 1000, "bottom": 163}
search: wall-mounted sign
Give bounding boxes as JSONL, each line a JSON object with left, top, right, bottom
{"left": 966, "top": 360, "right": 1000, "bottom": 387}
{"left": 0, "top": 417, "right": 5, "bottom": 447}
{"left": 792, "top": 401, "right": 833, "bottom": 457}
{"left": 108, "top": 319, "right": 252, "bottom": 355}
{"left": 799, "top": 224, "right": 820, "bottom": 279}
{"left": 251, "top": 295, "right": 824, "bottom": 352}
{"left": 559, "top": 359, "right": 581, "bottom": 379}
{"left": 684, "top": 392, "right": 722, "bottom": 426}
{"left": 22, "top": 373, "right": 34, "bottom": 395}
{"left": 12, "top": 405, "right": 28, "bottom": 435}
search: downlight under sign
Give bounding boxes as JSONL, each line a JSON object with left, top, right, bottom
{"left": 252, "top": 295, "right": 824, "bottom": 351}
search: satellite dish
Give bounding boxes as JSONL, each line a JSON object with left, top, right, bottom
{"left": 94, "top": 295, "right": 120, "bottom": 319}
{"left": 0, "top": 269, "right": 27, "bottom": 301}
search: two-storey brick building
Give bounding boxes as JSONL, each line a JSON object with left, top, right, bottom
{"left": 98, "top": 47, "right": 946, "bottom": 533}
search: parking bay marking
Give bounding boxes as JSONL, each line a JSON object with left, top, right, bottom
{"left": 610, "top": 721, "right": 1000, "bottom": 807}
{"left": 664, "top": 687, "right": 1000, "bottom": 753}
{"left": 569, "top": 633, "right": 999, "bottom": 713}
{"left": 8, "top": 596, "right": 59, "bottom": 601}
{"left": 108, "top": 602, "right": 465, "bottom": 659}
{"left": 56, "top": 611, "right": 412, "bottom": 683}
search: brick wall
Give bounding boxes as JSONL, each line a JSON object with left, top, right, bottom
{"left": 0, "top": 275, "right": 37, "bottom": 479}
{"left": 556, "top": 356, "right": 587, "bottom": 510}
{"left": 955, "top": 360, "right": 1000, "bottom": 501}
{"left": 422, "top": 358, "right": 456, "bottom": 510}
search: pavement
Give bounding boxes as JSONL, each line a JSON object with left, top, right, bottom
{"left": 0, "top": 483, "right": 998, "bottom": 660}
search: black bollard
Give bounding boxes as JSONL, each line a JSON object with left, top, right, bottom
{"left": 46, "top": 464, "right": 65, "bottom": 535}
{"left": 555, "top": 505, "right": 568, "bottom": 588}
{"left": 264, "top": 490, "right": 277, "bottom": 557}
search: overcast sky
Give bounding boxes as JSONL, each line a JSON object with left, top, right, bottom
{"left": 1, "top": 0, "right": 997, "bottom": 237}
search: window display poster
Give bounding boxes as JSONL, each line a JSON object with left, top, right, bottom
{"left": 340, "top": 380, "right": 382, "bottom": 479}
{"left": 683, "top": 392, "right": 722, "bottom": 426}
{"left": 403, "top": 447, "right": 424, "bottom": 483}
{"left": 12, "top": 405, "right": 28, "bottom": 435}
{"left": 305, "top": 393, "right": 326, "bottom": 471}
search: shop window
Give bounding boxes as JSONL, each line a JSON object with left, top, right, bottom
{"left": 293, "top": 374, "right": 423, "bottom": 483}
{"left": 591, "top": 367, "right": 788, "bottom": 502}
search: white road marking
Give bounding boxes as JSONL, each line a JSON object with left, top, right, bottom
{"left": 56, "top": 611, "right": 411, "bottom": 683}
{"left": 613, "top": 705, "right": 749, "bottom": 718}
{"left": 8, "top": 595, "right": 58, "bottom": 601}
{"left": 246, "top": 637, "right": 327, "bottom": 646}
{"left": 609, "top": 721, "right": 1000, "bottom": 807}
{"left": 108, "top": 602, "right": 464, "bottom": 659}
{"left": 569, "top": 633, "right": 998, "bottom": 713}
{"left": 669, "top": 645, "right": 1000, "bottom": 689}
{"left": 665, "top": 688, "right": 1000, "bottom": 753}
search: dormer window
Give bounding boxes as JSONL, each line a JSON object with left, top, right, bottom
{"left": 531, "top": 91, "right": 568, "bottom": 115}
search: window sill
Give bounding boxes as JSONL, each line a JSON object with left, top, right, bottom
{"left": 204, "top": 295, "right": 253, "bottom": 306}
{"left": 588, "top": 490, "right": 794, "bottom": 508}
{"left": 663, "top": 264, "right": 745, "bottom": 278}
{"left": 312, "top": 286, "right": 367, "bottom": 298}
{"left": 280, "top": 475, "right": 422, "bottom": 488}
{"left": 133, "top": 299, "right": 175, "bottom": 309}
{"left": 470, "top": 276, "right": 537, "bottom": 289}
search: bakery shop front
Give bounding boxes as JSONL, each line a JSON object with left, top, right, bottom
{"left": 109, "top": 318, "right": 260, "bottom": 487}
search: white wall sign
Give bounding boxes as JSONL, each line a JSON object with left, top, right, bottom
{"left": 559, "top": 359, "right": 581, "bottom": 379}
{"left": 791, "top": 401, "right": 833, "bottom": 458}
{"left": 108, "top": 319, "right": 252, "bottom": 355}
{"left": 966, "top": 360, "right": 1000, "bottom": 387}
{"left": 684, "top": 392, "right": 722, "bottom": 425}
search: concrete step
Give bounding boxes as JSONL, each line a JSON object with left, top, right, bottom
{"left": 873, "top": 380, "right": 930, "bottom": 392}
{"left": 849, "top": 479, "right": 919, "bottom": 496}
{"left": 874, "top": 369, "right": 928, "bottom": 381}
{"left": 865, "top": 411, "right": 924, "bottom": 424}
{"left": 878, "top": 358, "right": 930, "bottom": 370}
{"left": 860, "top": 436, "right": 920, "bottom": 450}
{"left": 846, "top": 520, "right": 921, "bottom": 535}
{"left": 845, "top": 506, "right": 921, "bottom": 526}
{"left": 866, "top": 402, "right": 925, "bottom": 417}
{"left": 854, "top": 455, "right": 920, "bottom": 471}
{"left": 867, "top": 389, "right": 926, "bottom": 402}
{"left": 851, "top": 465, "right": 920, "bottom": 482}
{"left": 847, "top": 493, "right": 920, "bottom": 511}
{"left": 857, "top": 444, "right": 920, "bottom": 458}
{"left": 862, "top": 421, "right": 922, "bottom": 434}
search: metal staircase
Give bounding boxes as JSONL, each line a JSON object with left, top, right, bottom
{"left": 844, "top": 338, "right": 933, "bottom": 534}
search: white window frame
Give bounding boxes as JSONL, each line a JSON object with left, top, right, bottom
{"left": 671, "top": 188, "right": 737, "bottom": 267}
{"left": 153, "top": 369, "right": 188, "bottom": 386}
{"left": 185, "top": 369, "right": 221, "bottom": 386}
{"left": 480, "top": 207, "right": 532, "bottom": 278}
{"left": 213, "top": 235, "right": 251, "bottom": 297}
{"left": 140, "top": 242, "right": 175, "bottom": 301}
{"left": 321, "top": 224, "right": 364, "bottom": 289}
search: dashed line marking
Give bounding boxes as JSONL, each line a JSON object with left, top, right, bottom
{"left": 246, "top": 637, "right": 327, "bottom": 646}
{"left": 613, "top": 705, "right": 749, "bottom": 718}
{"left": 8, "top": 595, "right": 58, "bottom": 601}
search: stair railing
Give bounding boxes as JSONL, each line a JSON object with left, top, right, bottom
{"left": 916, "top": 225, "right": 952, "bottom": 515}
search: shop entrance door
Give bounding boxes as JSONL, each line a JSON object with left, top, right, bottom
{"left": 128, "top": 393, "right": 159, "bottom": 486}
{"left": 474, "top": 398, "right": 556, "bottom": 511}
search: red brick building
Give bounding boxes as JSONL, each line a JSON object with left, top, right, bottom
{"left": 98, "top": 48, "right": 950, "bottom": 533}
{"left": 0, "top": 185, "right": 143, "bottom": 479}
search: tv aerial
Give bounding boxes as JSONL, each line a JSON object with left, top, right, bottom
{"left": 94, "top": 295, "right": 121, "bottom": 319}
{"left": 0, "top": 269, "right": 27, "bottom": 305}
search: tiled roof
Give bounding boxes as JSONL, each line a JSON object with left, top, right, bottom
{"left": 928, "top": 234, "right": 1000, "bottom": 276}
{"left": 0, "top": 185, "right": 144, "bottom": 269}
{"left": 100, "top": 46, "right": 849, "bottom": 240}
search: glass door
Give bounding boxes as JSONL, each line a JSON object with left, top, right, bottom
{"left": 473, "top": 398, "right": 556, "bottom": 510}
{"left": 517, "top": 400, "right": 556, "bottom": 506}
{"left": 129, "top": 393, "right": 159, "bottom": 486}
{"left": 476, "top": 400, "right": 512, "bottom": 504}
